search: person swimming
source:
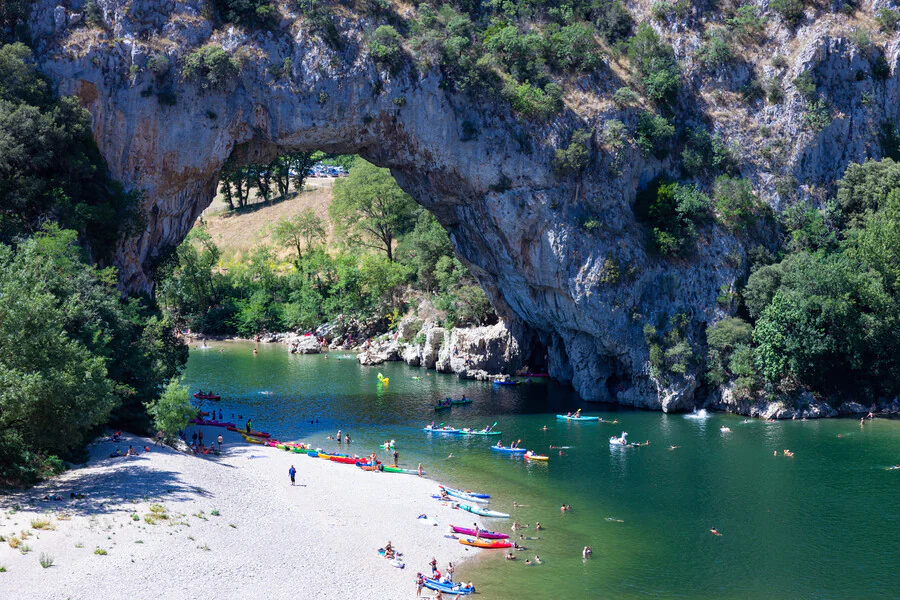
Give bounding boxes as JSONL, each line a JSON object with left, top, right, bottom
{"left": 710, "top": 527, "right": 721, "bottom": 536}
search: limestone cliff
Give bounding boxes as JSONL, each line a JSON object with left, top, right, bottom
{"left": 24, "top": 0, "right": 900, "bottom": 410}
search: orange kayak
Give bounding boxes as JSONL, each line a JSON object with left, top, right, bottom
{"left": 458, "top": 537, "right": 512, "bottom": 549}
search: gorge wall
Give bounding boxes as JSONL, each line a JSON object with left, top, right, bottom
{"left": 25, "top": 0, "right": 900, "bottom": 410}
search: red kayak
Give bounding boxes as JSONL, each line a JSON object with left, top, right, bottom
{"left": 449, "top": 525, "right": 509, "bottom": 540}
{"left": 329, "top": 455, "right": 364, "bottom": 465}
{"left": 193, "top": 393, "right": 220, "bottom": 400}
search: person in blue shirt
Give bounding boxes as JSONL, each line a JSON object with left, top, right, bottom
{"left": 289, "top": 465, "right": 297, "bottom": 486}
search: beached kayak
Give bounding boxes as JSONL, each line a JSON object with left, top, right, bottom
{"left": 423, "top": 426, "right": 461, "bottom": 434}
{"left": 242, "top": 435, "right": 265, "bottom": 444}
{"left": 459, "top": 428, "right": 501, "bottom": 436}
{"left": 453, "top": 502, "right": 510, "bottom": 518}
{"left": 424, "top": 579, "right": 475, "bottom": 595}
{"left": 382, "top": 466, "right": 421, "bottom": 474}
{"left": 459, "top": 537, "right": 512, "bottom": 549}
{"left": 417, "top": 514, "right": 440, "bottom": 526}
{"left": 490, "top": 445, "right": 528, "bottom": 454}
{"left": 440, "top": 486, "right": 489, "bottom": 504}
{"left": 226, "top": 426, "right": 271, "bottom": 438}
{"left": 358, "top": 464, "right": 378, "bottom": 471}
{"left": 329, "top": 455, "right": 363, "bottom": 464}
{"left": 556, "top": 414, "right": 600, "bottom": 421}
{"left": 450, "top": 525, "right": 509, "bottom": 540}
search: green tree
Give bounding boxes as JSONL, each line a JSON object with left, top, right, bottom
{"left": 329, "top": 160, "right": 417, "bottom": 262}
{"left": 627, "top": 23, "right": 681, "bottom": 105}
{"left": 369, "top": 25, "right": 404, "bottom": 70}
{"left": 272, "top": 208, "right": 326, "bottom": 264}
{"left": 181, "top": 45, "right": 239, "bottom": 90}
{"left": 145, "top": 380, "right": 195, "bottom": 440}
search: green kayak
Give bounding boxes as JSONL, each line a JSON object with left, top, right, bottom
{"left": 382, "top": 466, "right": 421, "bottom": 474}
{"left": 459, "top": 429, "right": 501, "bottom": 436}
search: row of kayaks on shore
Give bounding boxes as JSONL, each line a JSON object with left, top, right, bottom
{"left": 423, "top": 425, "right": 500, "bottom": 435}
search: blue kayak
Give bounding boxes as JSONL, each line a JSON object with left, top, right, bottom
{"left": 556, "top": 414, "right": 600, "bottom": 421}
{"left": 490, "top": 445, "right": 527, "bottom": 454}
{"left": 492, "top": 380, "right": 520, "bottom": 386}
{"left": 424, "top": 578, "right": 475, "bottom": 595}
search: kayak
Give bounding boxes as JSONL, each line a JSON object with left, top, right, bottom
{"left": 329, "top": 455, "right": 364, "bottom": 464}
{"left": 525, "top": 453, "right": 549, "bottom": 461}
{"left": 417, "top": 514, "right": 440, "bottom": 526}
{"left": 424, "top": 578, "right": 475, "bottom": 595}
{"left": 492, "top": 380, "right": 520, "bottom": 386}
{"left": 459, "top": 537, "right": 512, "bottom": 549}
{"left": 453, "top": 502, "right": 510, "bottom": 518}
{"left": 226, "top": 426, "right": 271, "bottom": 438}
{"left": 556, "top": 414, "right": 600, "bottom": 422}
{"left": 189, "top": 419, "right": 235, "bottom": 428}
{"left": 193, "top": 393, "right": 220, "bottom": 400}
{"left": 450, "top": 525, "right": 508, "bottom": 539}
{"left": 459, "top": 428, "right": 501, "bottom": 436}
{"left": 358, "top": 464, "right": 378, "bottom": 471}
{"left": 423, "top": 426, "right": 461, "bottom": 434}
{"left": 450, "top": 398, "right": 472, "bottom": 406}
{"left": 433, "top": 404, "right": 452, "bottom": 411}
{"left": 242, "top": 435, "right": 265, "bottom": 444}
{"left": 490, "top": 445, "right": 527, "bottom": 454}
{"left": 440, "top": 486, "right": 489, "bottom": 504}
{"left": 521, "top": 372, "right": 550, "bottom": 378}
{"left": 382, "top": 466, "right": 421, "bottom": 474}
{"left": 307, "top": 451, "right": 319, "bottom": 458}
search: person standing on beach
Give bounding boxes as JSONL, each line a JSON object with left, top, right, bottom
{"left": 289, "top": 465, "right": 297, "bottom": 486}
{"left": 246, "top": 419, "right": 252, "bottom": 433}
{"left": 198, "top": 430, "right": 204, "bottom": 446}
{"left": 217, "top": 434, "right": 224, "bottom": 451}
{"left": 415, "top": 572, "right": 425, "bottom": 597}
{"left": 393, "top": 449, "right": 399, "bottom": 466}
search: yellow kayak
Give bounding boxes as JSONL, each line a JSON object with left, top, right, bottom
{"left": 525, "top": 453, "right": 549, "bottom": 461}
{"left": 242, "top": 434, "right": 265, "bottom": 444}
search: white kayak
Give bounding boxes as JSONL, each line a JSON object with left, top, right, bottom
{"left": 417, "top": 514, "right": 440, "bottom": 526}
{"left": 440, "top": 486, "right": 489, "bottom": 504}
{"left": 453, "top": 502, "right": 510, "bottom": 518}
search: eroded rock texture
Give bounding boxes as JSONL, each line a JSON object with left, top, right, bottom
{"left": 26, "top": 0, "right": 900, "bottom": 409}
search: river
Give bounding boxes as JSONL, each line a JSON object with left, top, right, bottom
{"left": 183, "top": 342, "right": 899, "bottom": 599}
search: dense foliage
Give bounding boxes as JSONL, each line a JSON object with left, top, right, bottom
{"left": 703, "top": 159, "right": 900, "bottom": 403}
{"left": 159, "top": 158, "right": 495, "bottom": 337}
{"left": 0, "top": 43, "right": 187, "bottom": 485}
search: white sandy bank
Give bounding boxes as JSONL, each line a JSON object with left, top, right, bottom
{"left": 0, "top": 428, "right": 479, "bottom": 600}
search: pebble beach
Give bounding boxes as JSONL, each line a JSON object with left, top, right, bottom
{"left": 0, "top": 427, "right": 475, "bottom": 600}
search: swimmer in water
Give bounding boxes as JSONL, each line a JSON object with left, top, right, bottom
{"left": 887, "top": 465, "right": 900, "bottom": 470}
{"left": 542, "top": 426, "right": 548, "bottom": 431}
{"left": 669, "top": 445, "right": 678, "bottom": 450}
{"left": 710, "top": 527, "right": 722, "bottom": 536}
{"left": 446, "top": 453, "right": 454, "bottom": 459}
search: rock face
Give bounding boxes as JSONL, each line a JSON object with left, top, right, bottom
{"left": 25, "top": 2, "right": 900, "bottom": 410}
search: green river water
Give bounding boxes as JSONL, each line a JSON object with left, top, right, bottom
{"left": 183, "top": 342, "right": 899, "bottom": 599}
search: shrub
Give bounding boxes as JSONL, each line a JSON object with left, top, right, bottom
{"left": 147, "top": 54, "right": 170, "bottom": 79}
{"left": 214, "top": 0, "right": 275, "bottom": 27}
{"left": 181, "top": 45, "right": 239, "bottom": 90}
{"left": 697, "top": 28, "right": 733, "bottom": 68}
{"left": 681, "top": 127, "right": 732, "bottom": 175}
{"left": 804, "top": 98, "right": 832, "bottom": 132}
{"left": 503, "top": 80, "right": 563, "bottom": 119}
{"left": 769, "top": 0, "right": 805, "bottom": 28}
{"left": 30, "top": 519, "right": 52, "bottom": 530}
{"left": 94, "top": 547, "right": 107, "bottom": 555}
{"left": 369, "top": 25, "right": 404, "bottom": 70}
{"left": 793, "top": 71, "right": 816, "bottom": 100}
{"left": 765, "top": 77, "right": 785, "bottom": 103}
{"left": 713, "top": 175, "right": 758, "bottom": 228}
{"left": 145, "top": 380, "right": 194, "bottom": 439}
{"left": 592, "top": 0, "right": 633, "bottom": 44}
{"left": 635, "top": 112, "right": 675, "bottom": 158}
{"left": 726, "top": 5, "right": 767, "bottom": 43}
{"left": 875, "top": 8, "right": 900, "bottom": 32}
{"left": 554, "top": 129, "right": 592, "bottom": 175}
{"left": 627, "top": 23, "right": 681, "bottom": 105}
{"left": 771, "top": 55, "right": 787, "bottom": 69}
{"left": 39, "top": 552, "right": 53, "bottom": 568}
{"left": 636, "top": 180, "right": 710, "bottom": 256}
{"left": 612, "top": 87, "right": 639, "bottom": 106}
{"left": 546, "top": 24, "right": 599, "bottom": 72}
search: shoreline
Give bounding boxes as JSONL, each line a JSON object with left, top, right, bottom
{"left": 0, "top": 428, "right": 479, "bottom": 599}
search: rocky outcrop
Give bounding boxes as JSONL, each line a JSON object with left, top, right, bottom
{"left": 706, "top": 385, "right": 839, "bottom": 419}
{"left": 25, "top": 1, "right": 900, "bottom": 410}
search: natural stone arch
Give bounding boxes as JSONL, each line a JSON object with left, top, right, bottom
{"left": 27, "top": 0, "right": 900, "bottom": 409}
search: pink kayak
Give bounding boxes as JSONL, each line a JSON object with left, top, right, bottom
{"left": 189, "top": 419, "right": 236, "bottom": 428}
{"left": 449, "top": 525, "right": 509, "bottom": 540}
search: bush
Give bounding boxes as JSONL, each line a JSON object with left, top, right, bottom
{"left": 546, "top": 24, "right": 599, "bottom": 72}
{"left": 765, "top": 77, "right": 785, "bottom": 104}
{"left": 681, "top": 127, "right": 731, "bottom": 175}
{"left": 627, "top": 24, "right": 681, "bottom": 105}
{"left": 213, "top": 0, "right": 275, "bottom": 27}
{"left": 769, "top": 0, "right": 805, "bottom": 28}
{"left": 369, "top": 25, "right": 404, "bottom": 70}
{"left": 726, "top": 5, "right": 767, "bottom": 43}
{"left": 875, "top": 8, "right": 900, "bottom": 32}
{"left": 636, "top": 180, "right": 710, "bottom": 256}
{"left": 804, "top": 98, "right": 832, "bottom": 132}
{"left": 503, "top": 80, "right": 563, "bottom": 119}
{"left": 39, "top": 552, "right": 53, "bottom": 568}
{"left": 592, "top": 0, "right": 633, "bottom": 44}
{"left": 696, "top": 28, "right": 733, "bottom": 69}
{"left": 181, "top": 45, "right": 239, "bottom": 90}
{"left": 635, "top": 112, "right": 675, "bottom": 158}
{"left": 612, "top": 87, "right": 639, "bottom": 106}
{"left": 554, "top": 129, "right": 591, "bottom": 175}
{"left": 145, "top": 380, "right": 195, "bottom": 439}
{"left": 713, "top": 175, "right": 758, "bottom": 228}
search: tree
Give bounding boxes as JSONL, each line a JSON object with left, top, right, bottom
{"left": 219, "top": 157, "right": 253, "bottom": 210}
{"left": 272, "top": 209, "right": 326, "bottom": 264}
{"left": 627, "top": 23, "right": 681, "bottom": 105}
{"left": 329, "top": 160, "right": 417, "bottom": 262}
{"left": 180, "top": 45, "right": 239, "bottom": 90}
{"left": 146, "top": 380, "right": 195, "bottom": 440}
